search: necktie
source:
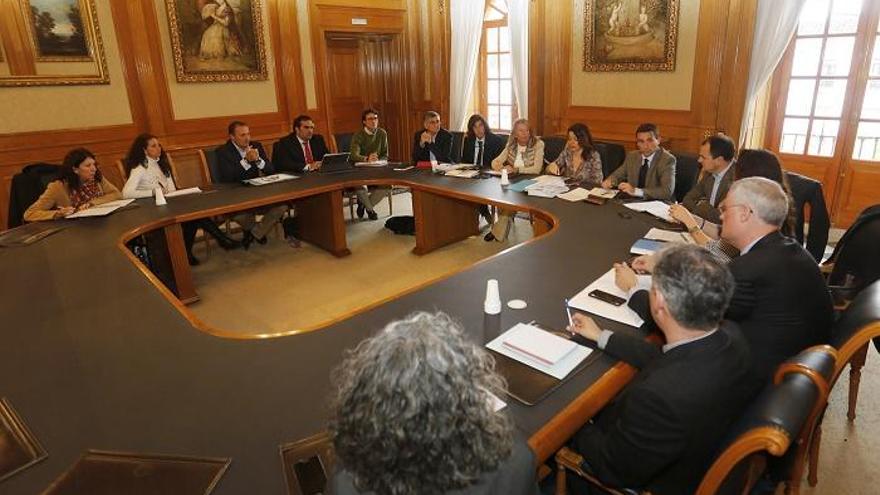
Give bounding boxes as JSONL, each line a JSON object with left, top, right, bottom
{"left": 709, "top": 175, "right": 721, "bottom": 206}
{"left": 638, "top": 158, "right": 649, "bottom": 189}
{"left": 304, "top": 140, "right": 314, "bottom": 164}
{"left": 476, "top": 140, "right": 484, "bottom": 167}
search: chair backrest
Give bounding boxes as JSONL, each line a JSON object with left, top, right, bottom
{"left": 168, "top": 151, "right": 210, "bottom": 189}
{"left": 695, "top": 346, "right": 836, "bottom": 495}
{"left": 450, "top": 131, "right": 465, "bottom": 163}
{"left": 826, "top": 204, "right": 880, "bottom": 293}
{"left": 334, "top": 133, "right": 354, "bottom": 153}
{"left": 541, "top": 135, "right": 567, "bottom": 164}
{"left": 7, "top": 163, "right": 61, "bottom": 229}
{"left": 786, "top": 171, "right": 830, "bottom": 262}
{"left": 594, "top": 141, "right": 626, "bottom": 179}
{"left": 830, "top": 280, "right": 880, "bottom": 382}
{"left": 672, "top": 151, "right": 700, "bottom": 203}
{"left": 279, "top": 432, "right": 335, "bottom": 495}
{"left": 496, "top": 132, "right": 510, "bottom": 144}
{"left": 198, "top": 148, "right": 223, "bottom": 185}
{"left": 115, "top": 159, "right": 128, "bottom": 184}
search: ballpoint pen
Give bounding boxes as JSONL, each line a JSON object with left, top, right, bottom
{"left": 563, "top": 298, "right": 574, "bottom": 333}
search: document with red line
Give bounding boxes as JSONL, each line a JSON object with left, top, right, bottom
{"left": 486, "top": 323, "right": 592, "bottom": 379}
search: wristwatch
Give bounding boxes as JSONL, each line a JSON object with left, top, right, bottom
{"left": 687, "top": 224, "right": 701, "bottom": 234}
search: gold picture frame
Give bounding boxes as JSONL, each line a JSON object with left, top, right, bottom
{"left": 24, "top": 0, "right": 94, "bottom": 62}
{"left": 164, "top": 0, "right": 269, "bottom": 83}
{"left": 583, "top": 0, "right": 680, "bottom": 72}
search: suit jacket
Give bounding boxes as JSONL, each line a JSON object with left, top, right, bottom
{"left": 272, "top": 133, "right": 328, "bottom": 174}
{"left": 576, "top": 323, "right": 755, "bottom": 495}
{"left": 726, "top": 231, "right": 833, "bottom": 381}
{"left": 607, "top": 148, "right": 676, "bottom": 200}
{"left": 215, "top": 140, "right": 274, "bottom": 184}
{"left": 681, "top": 164, "right": 735, "bottom": 223}
{"left": 329, "top": 436, "right": 538, "bottom": 495}
{"left": 412, "top": 128, "right": 454, "bottom": 163}
{"left": 461, "top": 133, "right": 506, "bottom": 168}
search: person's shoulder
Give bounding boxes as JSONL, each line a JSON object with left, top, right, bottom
{"left": 659, "top": 147, "right": 676, "bottom": 162}
{"left": 44, "top": 180, "right": 66, "bottom": 194}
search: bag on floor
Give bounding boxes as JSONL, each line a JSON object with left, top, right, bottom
{"left": 384, "top": 216, "right": 415, "bottom": 235}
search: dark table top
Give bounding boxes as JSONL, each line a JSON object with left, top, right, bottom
{"left": 0, "top": 168, "right": 666, "bottom": 494}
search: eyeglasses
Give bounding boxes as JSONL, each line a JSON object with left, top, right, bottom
{"left": 718, "top": 203, "right": 752, "bottom": 215}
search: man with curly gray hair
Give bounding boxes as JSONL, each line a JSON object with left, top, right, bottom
{"left": 328, "top": 311, "right": 538, "bottom": 495}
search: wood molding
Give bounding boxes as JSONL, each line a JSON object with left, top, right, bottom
{"left": 0, "top": 0, "right": 36, "bottom": 74}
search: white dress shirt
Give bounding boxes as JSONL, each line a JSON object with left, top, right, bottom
{"left": 122, "top": 157, "right": 177, "bottom": 199}
{"left": 235, "top": 143, "right": 266, "bottom": 171}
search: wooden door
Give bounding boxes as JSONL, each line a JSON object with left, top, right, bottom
{"left": 363, "top": 36, "right": 408, "bottom": 161}
{"left": 325, "top": 37, "right": 367, "bottom": 138}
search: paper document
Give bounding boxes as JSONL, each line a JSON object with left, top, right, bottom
{"left": 164, "top": 187, "right": 202, "bottom": 198}
{"left": 588, "top": 187, "right": 618, "bottom": 199}
{"left": 557, "top": 187, "right": 591, "bottom": 202}
{"left": 507, "top": 179, "right": 536, "bottom": 192}
{"left": 644, "top": 227, "right": 694, "bottom": 244}
{"left": 486, "top": 323, "right": 593, "bottom": 380}
{"left": 445, "top": 169, "right": 479, "bottom": 178}
{"left": 66, "top": 199, "right": 135, "bottom": 218}
{"left": 524, "top": 178, "right": 569, "bottom": 198}
{"left": 533, "top": 175, "right": 567, "bottom": 185}
{"left": 243, "top": 173, "right": 298, "bottom": 186}
{"left": 431, "top": 162, "right": 469, "bottom": 173}
{"left": 630, "top": 238, "right": 668, "bottom": 255}
{"left": 488, "top": 391, "right": 507, "bottom": 412}
{"left": 624, "top": 201, "right": 676, "bottom": 222}
{"left": 354, "top": 160, "right": 388, "bottom": 167}
{"left": 568, "top": 269, "right": 645, "bottom": 328}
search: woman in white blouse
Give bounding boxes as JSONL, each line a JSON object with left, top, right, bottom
{"left": 486, "top": 119, "right": 544, "bottom": 242}
{"left": 123, "top": 134, "right": 240, "bottom": 264}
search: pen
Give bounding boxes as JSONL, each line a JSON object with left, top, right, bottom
{"left": 563, "top": 298, "right": 574, "bottom": 331}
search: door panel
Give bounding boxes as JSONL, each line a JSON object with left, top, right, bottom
{"left": 325, "top": 37, "right": 367, "bottom": 136}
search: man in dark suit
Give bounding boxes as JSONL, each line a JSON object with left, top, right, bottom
{"left": 411, "top": 111, "right": 454, "bottom": 163}
{"left": 216, "top": 120, "right": 288, "bottom": 249}
{"left": 567, "top": 244, "right": 755, "bottom": 495}
{"left": 272, "top": 114, "right": 327, "bottom": 174}
{"left": 681, "top": 133, "right": 736, "bottom": 223}
{"left": 601, "top": 123, "right": 676, "bottom": 200}
{"left": 461, "top": 114, "right": 506, "bottom": 225}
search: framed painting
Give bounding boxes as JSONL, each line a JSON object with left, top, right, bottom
{"left": 164, "top": 0, "right": 269, "bottom": 83}
{"left": 583, "top": 0, "right": 680, "bottom": 72}
{"left": 24, "top": 0, "right": 97, "bottom": 61}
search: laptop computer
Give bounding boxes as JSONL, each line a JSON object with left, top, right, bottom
{"left": 319, "top": 153, "right": 355, "bottom": 174}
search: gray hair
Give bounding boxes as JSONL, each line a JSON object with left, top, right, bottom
{"left": 329, "top": 311, "right": 513, "bottom": 494}
{"left": 653, "top": 244, "right": 735, "bottom": 331}
{"left": 423, "top": 110, "right": 441, "bottom": 123}
{"left": 728, "top": 176, "right": 789, "bottom": 228}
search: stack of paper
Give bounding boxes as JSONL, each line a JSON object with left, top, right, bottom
{"left": 486, "top": 323, "right": 592, "bottom": 379}
{"left": 568, "top": 269, "right": 645, "bottom": 328}
{"left": 445, "top": 169, "right": 479, "bottom": 178}
{"left": 624, "top": 201, "right": 676, "bottom": 222}
{"left": 431, "top": 162, "right": 469, "bottom": 173}
{"left": 557, "top": 187, "right": 591, "bottom": 202}
{"left": 243, "top": 173, "right": 299, "bottom": 186}
{"left": 630, "top": 238, "right": 668, "bottom": 255}
{"left": 588, "top": 187, "right": 618, "bottom": 199}
{"left": 525, "top": 176, "right": 569, "bottom": 198}
{"left": 354, "top": 160, "right": 389, "bottom": 167}
{"left": 66, "top": 199, "right": 135, "bottom": 218}
{"left": 644, "top": 227, "right": 695, "bottom": 244}
{"left": 165, "top": 187, "right": 202, "bottom": 198}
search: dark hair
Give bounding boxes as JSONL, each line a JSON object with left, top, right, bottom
{"left": 567, "top": 123, "right": 596, "bottom": 160}
{"left": 124, "top": 133, "right": 172, "bottom": 178}
{"left": 734, "top": 149, "right": 796, "bottom": 235}
{"left": 59, "top": 148, "right": 102, "bottom": 192}
{"left": 227, "top": 120, "right": 247, "bottom": 136}
{"left": 636, "top": 123, "right": 660, "bottom": 138}
{"left": 466, "top": 114, "right": 492, "bottom": 139}
{"left": 361, "top": 108, "right": 379, "bottom": 123}
{"left": 293, "top": 115, "right": 313, "bottom": 130}
{"left": 702, "top": 134, "right": 736, "bottom": 162}
{"left": 653, "top": 244, "right": 735, "bottom": 331}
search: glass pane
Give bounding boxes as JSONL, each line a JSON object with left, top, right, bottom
{"left": 798, "top": 0, "right": 830, "bottom": 35}
{"left": 499, "top": 106, "right": 513, "bottom": 130}
{"left": 488, "top": 80, "right": 500, "bottom": 104}
{"left": 814, "top": 79, "right": 847, "bottom": 117}
{"left": 792, "top": 38, "right": 823, "bottom": 76}
{"left": 853, "top": 121, "right": 880, "bottom": 161}
{"left": 488, "top": 105, "right": 501, "bottom": 131}
{"left": 487, "top": 28, "right": 498, "bottom": 52}
{"left": 499, "top": 26, "right": 511, "bottom": 52}
{"left": 861, "top": 80, "right": 880, "bottom": 119}
{"left": 488, "top": 54, "right": 499, "bottom": 78}
{"left": 870, "top": 36, "right": 880, "bottom": 76}
{"left": 827, "top": 0, "right": 862, "bottom": 34}
{"left": 499, "top": 53, "right": 512, "bottom": 78}
{"left": 781, "top": 118, "right": 810, "bottom": 154}
{"left": 807, "top": 119, "right": 840, "bottom": 156}
{"left": 821, "top": 36, "right": 855, "bottom": 76}
{"left": 500, "top": 80, "right": 513, "bottom": 105}
{"left": 785, "top": 79, "right": 816, "bottom": 116}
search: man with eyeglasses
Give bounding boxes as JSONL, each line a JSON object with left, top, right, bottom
{"left": 349, "top": 108, "right": 391, "bottom": 220}
{"left": 411, "top": 111, "right": 454, "bottom": 164}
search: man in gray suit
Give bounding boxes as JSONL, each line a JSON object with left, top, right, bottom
{"left": 681, "top": 133, "right": 736, "bottom": 223}
{"left": 602, "top": 123, "right": 676, "bottom": 200}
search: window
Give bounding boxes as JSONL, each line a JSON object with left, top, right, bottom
{"left": 481, "top": 1, "right": 516, "bottom": 131}
{"left": 853, "top": 27, "right": 880, "bottom": 160}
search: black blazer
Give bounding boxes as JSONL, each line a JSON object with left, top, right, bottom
{"left": 461, "top": 133, "right": 506, "bottom": 168}
{"left": 272, "top": 133, "right": 328, "bottom": 174}
{"left": 576, "top": 323, "right": 755, "bottom": 495}
{"left": 411, "top": 128, "right": 454, "bottom": 163}
{"left": 215, "top": 140, "right": 274, "bottom": 183}
{"left": 329, "top": 436, "right": 538, "bottom": 495}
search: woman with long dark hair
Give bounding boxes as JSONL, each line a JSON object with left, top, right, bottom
{"left": 546, "top": 123, "right": 603, "bottom": 183}
{"left": 122, "top": 133, "right": 240, "bottom": 265}
{"left": 24, "top": 147, "right": 122, "bottom": 221}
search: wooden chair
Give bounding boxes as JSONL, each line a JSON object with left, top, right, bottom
{"left": 671, "top": 151, "right": 700, "bottom": 203}
{"left": 279, "top": 432, "right": 335, "bottom": 495}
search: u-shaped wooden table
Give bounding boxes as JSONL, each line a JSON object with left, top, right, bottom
{"left": 0, "top": 168, "right": 665, "bottom": 494}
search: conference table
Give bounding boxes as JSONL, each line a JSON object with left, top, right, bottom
{"left": 0, "top": 167, "right": 671, "bottom": 494}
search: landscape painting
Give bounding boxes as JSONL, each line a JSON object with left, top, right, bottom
{"left": 583, "top": 0, "right": 680, "bottom": 72}
{"left": 26, "top": 0, "right": 95, "bottom": 61}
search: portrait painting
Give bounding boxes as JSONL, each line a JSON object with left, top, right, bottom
{"left": 165, "top": 0, "right": 268, "bottom": 83}
{"left": 583, "top": 0, "right": 680, "bottom": 72}
{"left": 25, "top": 0, "right": 96, "bottom": 61}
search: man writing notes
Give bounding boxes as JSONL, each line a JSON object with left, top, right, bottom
{"left": 601, "top": 123, "right": 676, "bottom": 200}
{"left": 567, "top": 244, "right": 755, "bottom": 495}
{"left": 349, "top": 108, "right": 391, "bottom": 220}
{"left": 216, "top": 120, "right": 288, "bottom": 249}
{"left": 681, "top": 133, "right": 736, "bottom": 223}
{"left": 273, "top": 115, "right": 327, "bottom": 174}
{"left": 411, "top": 111, "right": 454, "bottom": 164}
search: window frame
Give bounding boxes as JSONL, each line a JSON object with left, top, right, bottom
{"left": 478, "top": 1, "right": 517, "bottom": 132}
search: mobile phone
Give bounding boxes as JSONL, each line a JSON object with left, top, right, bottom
{"left": 588, "top": 289, "right": 627, "bottom": 307}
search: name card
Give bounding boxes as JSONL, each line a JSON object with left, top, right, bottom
{"left": 351, "top": 18, "right": 368, "bottom": 25}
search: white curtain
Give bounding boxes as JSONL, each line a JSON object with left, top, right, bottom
{"left": 449, "top": 0, "right": 486, "bottom": 132}
{"left": 508, "top": 0, "right": 529, "bottom": 120}
{"left": 739, "top": 0, "right": 806, "bottom": 145}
